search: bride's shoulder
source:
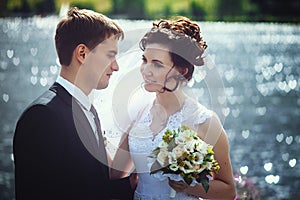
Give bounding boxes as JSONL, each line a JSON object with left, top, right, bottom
{"left": 183, "top": 97, "right": 213, "bottom": 123}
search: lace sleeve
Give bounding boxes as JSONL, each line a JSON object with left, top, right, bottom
{"left": 194, "top": 104, "right": 213, "bottom": 124}
{"left": 182, "top": 98, "right": 213, "bottom": 130}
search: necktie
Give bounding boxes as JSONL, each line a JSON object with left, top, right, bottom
{"left": 90, "top": 105, "right": 102, "bottom": 145}
{"left": 90, "top": 105, "right": 109, "bottom": 174}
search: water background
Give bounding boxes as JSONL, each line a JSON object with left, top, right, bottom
{"left": 0, "top": 16, "right": 299, "bottom": 199}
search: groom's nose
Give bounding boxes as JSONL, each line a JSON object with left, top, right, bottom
{"left": 111, "top": 60, "right": 119, "bottom": 71}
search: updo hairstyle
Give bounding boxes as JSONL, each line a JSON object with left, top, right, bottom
{"left": 139, "top": 16, "right": 207, "bottom": 81}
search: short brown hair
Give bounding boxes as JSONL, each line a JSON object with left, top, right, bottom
{"left": 55, "top": 7, "right": 124, "bottom": 66}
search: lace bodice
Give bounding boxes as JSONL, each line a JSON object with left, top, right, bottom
{"left": 128, "top": 97, "right": 212, "bottom": 199}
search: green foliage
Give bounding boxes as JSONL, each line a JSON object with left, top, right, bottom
{"left": 183, "top": 173, "right": 193, "bottom": 185}
{"left": 109, "top": 0, "right": 145, "bottom": 19}
{"left": 112, "top": 0, "right": 125, "bottom": 13}
{"left": 2, "top": 0, "right": 55, "bottom": 16}
{"left": 35, "top": 0, "right": 56, "bottom": 14}
{"left": 5, "top": 0, "right": 31, "bottom": 15}
{"left": 197, "top": 170, "right": 210, "bottom": 193}
{"left": 6, "top": 0, "right": 21, "bottom": 10}
{"left": 216, "top": 0, "right": 243, "bottom": 20}
{"left": 150, "top": 160, "right": 163, "bottom": 174}
{"left": 70, "top": 1, "right": 96, "bottom": 11}
{"left": 1, "top": 0, "right": 299, "bottom": 22}
{"left": 190, "top": 0, "right": 205, "bottom": 21}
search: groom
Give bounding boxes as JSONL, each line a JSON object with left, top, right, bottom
{"left": 13, "top": 7, "right": 136, "bottom": 200}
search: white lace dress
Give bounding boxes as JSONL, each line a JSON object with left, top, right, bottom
{"left": 128, "top": 97, "right": 213, "bottom": 200}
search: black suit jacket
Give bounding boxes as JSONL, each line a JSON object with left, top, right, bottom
{"left": 13, "top": 82, "right": 134, "bottom": 200}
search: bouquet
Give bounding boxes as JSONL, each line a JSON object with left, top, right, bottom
{"left": 149, "top": 125, "right": 220, "bottom": 198}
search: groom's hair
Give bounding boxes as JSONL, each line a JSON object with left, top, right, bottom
{"left": 55, "top": 7, "right": 124, "bottom": 66}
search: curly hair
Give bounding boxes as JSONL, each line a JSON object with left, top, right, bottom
{"left": 140, "top": 16, "right": 207, "bottom": 81}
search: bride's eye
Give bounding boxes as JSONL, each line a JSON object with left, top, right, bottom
{"left": 153, "top": 62, "right": 164, "bottom": 68}
{"left": 142, "top": 56, "right": 147, "bottom": 64}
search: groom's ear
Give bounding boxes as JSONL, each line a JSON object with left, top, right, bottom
{"left": 75, "top": 44, "right": 88, "bottom": 64}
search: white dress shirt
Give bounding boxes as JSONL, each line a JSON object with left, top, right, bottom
{"left": 56, "top": 76, "right": 99, "bottom": 145}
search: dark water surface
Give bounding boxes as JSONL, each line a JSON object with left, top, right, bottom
{"left": 0, "top": 17, "right": 299, "bottom": 199}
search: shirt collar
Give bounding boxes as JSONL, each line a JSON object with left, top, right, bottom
{"left": 56, "top": 76, "right": 91, "bottom": 111}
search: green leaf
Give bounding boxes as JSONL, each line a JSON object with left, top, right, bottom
{"left": 196, "top": 170, "right": 210, "bottom": 193}
{"left": 152, "top": 147, "right": 160, "bottom": 155}
{"left": 150, "top": 161, "right": 163, "bottom": 174}
{"left": 183, "top": 174, "right": 193, "bottom": 185}
{"left": 167, "top": 138, "right": 176, "bottom": 151}
{"left": 181, "top": 125, "right": 190, "bottom": 131}
{"left": 201, "top": 178, "right": 210, "bottom": 193}
{"left": 162, "top": 165, "right": 177, "bottom": 174}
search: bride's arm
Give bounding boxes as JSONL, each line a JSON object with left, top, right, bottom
{"left": 110, "top": 106, "right": 147, "bottom": 179}
{"left": 169, "top": 113, "right": 236, "bottom": 199}
{"left": 109, "top": 131, "right": 134, "bottom": 179}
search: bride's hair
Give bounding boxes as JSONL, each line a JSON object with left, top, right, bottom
{"left": 139, "top": 16, "right": 207, "bottom": 81}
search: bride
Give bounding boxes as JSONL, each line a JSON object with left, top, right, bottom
{"left": 110, "top": 17, "right": 236, "bottom": 199}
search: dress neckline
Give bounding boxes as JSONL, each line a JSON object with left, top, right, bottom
{"left": 148, "top": 97, "right": 187, "bottom": 141}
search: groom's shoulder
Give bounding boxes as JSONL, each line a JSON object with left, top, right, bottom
{"left": 23, "top": 84, "right": 67, "bottom": 115}
{"left": 32, "top": 82, "right": 70, "bottom": 106}
{"left": 31, "top": 87, "right": 58, "bottom": 107}
{"left": 15, "top": 88, "right": 58, "bottom": 124}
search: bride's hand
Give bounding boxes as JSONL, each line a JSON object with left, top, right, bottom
{"left": 129, "top": 172, "right": 138, "bottom": 190}
{"left": 168, "top": 178, "right": 188, "bottom": 192}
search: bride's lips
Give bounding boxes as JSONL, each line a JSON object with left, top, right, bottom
{"left": 143, "top": 77, "right": 156, "bottom": 83}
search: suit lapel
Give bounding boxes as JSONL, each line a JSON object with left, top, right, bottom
{"left": 50, "top": 82, "right": 109, "bottom": 177}
{"left": 72, "top": 101, "right": 100, "bottom": 158}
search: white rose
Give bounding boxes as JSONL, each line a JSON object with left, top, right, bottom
{"left": 158, "top": 141, "right": 168, "bottom": 150}
{"left": 175, "top": 136, "right": 185, "bottom": 145}
{"left": 182, "top": 130, "right": 193, "bottom": 141}
{"left": 172, "top": 146, "right": 185, "bottom": 159}
{"left": 157, "top": 150, "right": 170, "bottom": 167}
{"left": 196, "top": 142, "right": 208, "bottom": 154}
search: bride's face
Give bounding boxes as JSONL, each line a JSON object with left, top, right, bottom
{"left": 140, "top": 43, "right": 180, "bottom": 93}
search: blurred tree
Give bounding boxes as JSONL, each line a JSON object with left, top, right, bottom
{"left": 162, "top": 3, "right": 171, "bottom": 18}
{"left": 0, "top": 0, "right": 8, "bottom": 16}
{"left": 250, "top": 0, "right": 300, "bottom": 21}
{"left": 190, "top": 0, "right": 206, "bottom": 20}
{"left": 216, "top": 0, "right": 243, "bottom": 20}
{"left": 19, "top": 0, "right": 31, "bottom": 14}
{"left": 70, "top": 1, "right": 96, "bottom": 12}
{"left": 1, "top": 0, "right": 299, "bottom": 22}
{"left": 35, "top": 0, "right": 55, "bottom": 15}
{"left": 191, "top": 0, "right": 218, "bottom": 21}
{"left": 112, "top": 0, "right": 125, "bottom": 14}
{"left": 5, "top": 0, "right": 32, "bottom": 16}
{"left": 111, "top": 0, "right": 145, "bottom": 19}
{"left": 2, "top": 0, "right": 55, "bottom": 16}
{"left": 124, "top": 0, "right": 146, "bottom": 19}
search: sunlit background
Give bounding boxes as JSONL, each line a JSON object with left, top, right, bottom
{"left": 0, "top": 0, "right": 299, "bottom": 199}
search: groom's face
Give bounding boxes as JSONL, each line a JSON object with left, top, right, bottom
{"left": 82, "top": 35, "right": 119, "bottom": 90}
